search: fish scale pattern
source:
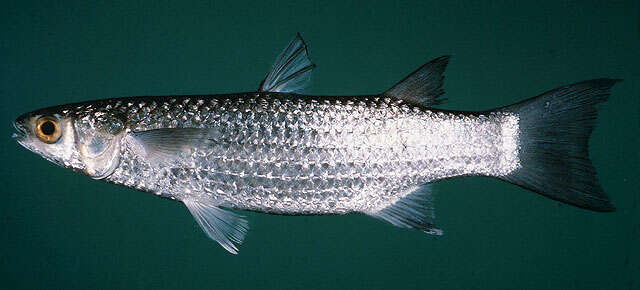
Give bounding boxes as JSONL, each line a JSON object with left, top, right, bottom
{"left": 94, "top": 93, "right": 520, "bottom": 215}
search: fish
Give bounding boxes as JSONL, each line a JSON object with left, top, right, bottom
{"left": 13, "top": 33, "right": 620, "bottom": 254}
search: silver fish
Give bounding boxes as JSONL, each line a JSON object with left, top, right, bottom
{"left": 13, "top": 34, "right": 619, "bottom": 254}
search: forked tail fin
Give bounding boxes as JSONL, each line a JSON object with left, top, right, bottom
{"left": 501, "top": 78, "right": 621, "bottom": 212}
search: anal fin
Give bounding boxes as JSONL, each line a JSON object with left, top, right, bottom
{"left": 368, "top": 185, "right": 442, "bottom": 235}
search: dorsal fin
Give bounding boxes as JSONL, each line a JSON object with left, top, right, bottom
{"left": 258, "top": 33, "right": 316, "bottom": 93}
{"left": 384, "top": 55, "right": 450, "bottom": 107}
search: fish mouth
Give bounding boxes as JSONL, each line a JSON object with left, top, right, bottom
{"left": 12, "top": 120, "right": 28, "bottom": 148}
{"left": 12, "top": 120, "right": 44, "bottom": 158}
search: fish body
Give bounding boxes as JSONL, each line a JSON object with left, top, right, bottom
{"left": 30, "top": 93, "right": 517, "bottom": 215}
{"left": 13, "top": 34, "right": 618, "bottom": 253}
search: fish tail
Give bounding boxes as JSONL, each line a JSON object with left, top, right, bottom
{"left": 500, "top": 78, "right": 621, "bottom": 212}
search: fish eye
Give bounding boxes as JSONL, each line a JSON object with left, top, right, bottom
{"left": 35, "top": 116, "right": 61, "bottom": 144}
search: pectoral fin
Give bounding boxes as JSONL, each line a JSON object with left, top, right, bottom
{"left": 127, "top": 128, "right": 220, "bottom": 165}
{"left": 183, "top": 198, "right": 249, "bottom": 254}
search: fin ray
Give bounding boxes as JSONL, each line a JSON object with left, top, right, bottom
{"left": 384, "top": 55, "right": 450, "bottom": 107}
{"left": 183, "top": 199, "right": 249, "bottom": 254}
{"left": 258, "top": 33, "right": 316, "bottom": 93}
{"left": 127, "top": 128, "right": 220, "bottom": 165}
{"left": 501, "top": 78, "right": 620, "bottom": 212}
{"left": 368, "top": 185, "right": 442, "bottom": 235}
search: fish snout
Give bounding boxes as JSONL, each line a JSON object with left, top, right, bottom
{"left": 12, "top": 119, "right": 28, "bottom": 140}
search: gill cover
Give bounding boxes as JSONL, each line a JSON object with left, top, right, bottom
{"left": 74, "top": 112, "right": 125, "bottom": 179}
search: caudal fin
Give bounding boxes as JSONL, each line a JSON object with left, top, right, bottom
{"left": 501, "top": 78, "right": 620, "bottom": 212}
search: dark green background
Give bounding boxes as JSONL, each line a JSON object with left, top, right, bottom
{"left": 1, "top": 1, "right": 638, "bottom": 289}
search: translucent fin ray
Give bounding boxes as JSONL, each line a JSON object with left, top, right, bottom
{"left": 258, "top": 33, "right": 316, "bottom": 93}
{"left": 384, "top": 56, "right": 450, "bottom": 107}
{"left": 127, "top": 128, "right": 220, "bottom": 165}
{"left": 368, "top": 185, "right": 442, "bottom": 235}
{"left": 183, "top": 199, "right": 249, "bottom": 254}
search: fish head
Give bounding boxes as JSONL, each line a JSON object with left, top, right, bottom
{"left": 13, "top": 105, "right": 126, "bottom": 179}
{"left": 13, "top": 110, "right": 84, "bottom": 172}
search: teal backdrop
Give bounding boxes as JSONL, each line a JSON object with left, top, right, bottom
{"left": 1, "top": 1, "right": 639, "bottom": 289}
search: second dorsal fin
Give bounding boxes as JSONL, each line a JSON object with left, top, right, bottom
{"left": 258, "top": 33, "right": 316, "bottom": 93}
{"left": 384, "top": 55, "right": 450, "bottom": 107}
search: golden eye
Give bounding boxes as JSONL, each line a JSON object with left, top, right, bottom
{"left": 35, "top": 116, "right": 61, "bottom": 144}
